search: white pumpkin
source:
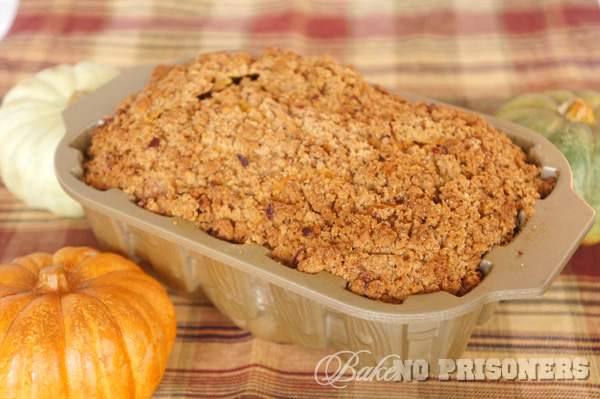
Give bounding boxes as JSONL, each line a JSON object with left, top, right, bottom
{"left": 0, "top": 62, "right": 119, "bottom": 217}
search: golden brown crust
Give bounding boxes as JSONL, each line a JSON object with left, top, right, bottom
{"left": 84, "top": 47, "right": 545, "bottom": 302}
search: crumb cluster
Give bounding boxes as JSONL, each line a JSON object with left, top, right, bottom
{"left": 84, "top": 47, "right": 547, "bottom": 302}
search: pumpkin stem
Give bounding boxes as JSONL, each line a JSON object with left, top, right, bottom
{"left": 35, "top": 265, "right": 71, "bottom": 295}
{"left": 67, "top": 90, "right": 88, "bottom": 106}
{"left": 558, "top": 98, "right": 596, "bottom": 125}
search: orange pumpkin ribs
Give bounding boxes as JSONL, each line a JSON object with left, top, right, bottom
{"left": 0, "top": 247, "right": 177, "bottom": 399}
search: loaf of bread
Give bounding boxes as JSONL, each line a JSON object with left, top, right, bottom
{"left": 84, "top": 47, "right": 548, "bottom": 302}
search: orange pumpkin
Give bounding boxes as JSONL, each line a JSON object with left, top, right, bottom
{"left": 0, "top": 247, "right": 177, "bottom": 398}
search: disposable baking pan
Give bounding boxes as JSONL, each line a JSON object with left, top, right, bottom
{"left": 55, "top": 62, "right": 595, "bottom": 371}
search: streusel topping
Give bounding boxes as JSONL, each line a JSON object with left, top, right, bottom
{"left": 84, "top": 47, "right": 546, "bottom": 302}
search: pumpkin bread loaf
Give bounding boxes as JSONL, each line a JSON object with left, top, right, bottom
{"left": 84, "top": 47, "right": 548, "bottom": 303}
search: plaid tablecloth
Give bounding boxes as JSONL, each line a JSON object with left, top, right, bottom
{"left": 1, "top": 0, "right": 600, "bottom": 397}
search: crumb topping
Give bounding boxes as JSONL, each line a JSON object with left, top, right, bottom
{"left": 84, "top": 47, "right": 547, "bottom": 302}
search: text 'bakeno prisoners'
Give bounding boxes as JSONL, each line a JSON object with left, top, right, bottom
{"left": 314, "top": 350, "right": 590, "bottom": 388}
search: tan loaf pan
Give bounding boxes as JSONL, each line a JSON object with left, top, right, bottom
{"left": 56, "top": 63, "right": 595, "bottom": 370}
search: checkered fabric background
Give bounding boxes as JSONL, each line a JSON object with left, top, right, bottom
{"left": 1, "top": 0, "right": 599, "bottom": 397}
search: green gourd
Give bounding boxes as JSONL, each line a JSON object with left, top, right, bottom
{"left": 497, "top": 90, "right": 599, "bottom": 245}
